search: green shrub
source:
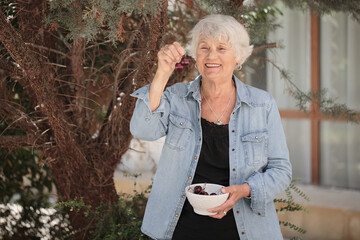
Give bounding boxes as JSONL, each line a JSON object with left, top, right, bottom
{"left": 275, "top": 179, "right": 310, "bottom": 239}
{"left": 53, "top": 187, "right": 151, "bottom": 240}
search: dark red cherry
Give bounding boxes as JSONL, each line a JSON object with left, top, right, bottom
{"left": 175, "top": 63, "right": 183, "bottom": 70}
{"left": 194, "top": 185, "right": 202, "bottom": 194}
{"left": 180, "top": 57, "right": 190, "bottom": 66}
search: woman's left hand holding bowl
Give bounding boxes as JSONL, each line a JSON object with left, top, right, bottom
{"left": 208, "top": 183, "right": 251, "bottom": 219}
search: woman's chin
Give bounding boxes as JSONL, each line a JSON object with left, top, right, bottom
{"left": 202, "top": 69, "right": 221, "bottom": 77}
{"left": 202, "top": 70, "right": 232, "bottom": 81}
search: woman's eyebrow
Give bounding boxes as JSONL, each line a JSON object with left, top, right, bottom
{"left": 218, "top": 42, "right": 230, "bottom": 47}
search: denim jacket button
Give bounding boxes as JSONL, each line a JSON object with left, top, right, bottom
{"left": 182, "top": 195, "right": 185, "bottom": 198}
{"left": 241, "top": 232, "right": 245, "bottom": 235}
{"left": 188, "top": 176, "right": 192, "bottom": 180}
{"left": 194, "top": 156, "right": 198, "bottom": 160}
{"left": 175, "top": 213, "right": 179, "bottom": 217}
{"left": 232, "top": 129, "right": 235, "bottom": 133}
{"left": 180, "top": 122, "right": 184, "bottom": 126}
{"left": 232, "top": 168, "right": 236, "bottom": 171}
{"left": 255, "top": 136, "right": 259, "bottom": 139}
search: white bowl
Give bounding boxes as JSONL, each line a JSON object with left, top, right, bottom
{"left": 185, "top": 183, "right": 229, "bottom": 216}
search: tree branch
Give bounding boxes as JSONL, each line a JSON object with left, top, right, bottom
{"left": 0, "top": 59, "right": 24, "bottom": 80}
{"left": 25, "top": 42, "right": 68, "bottom": 57}
{"left": 0, "top": 135, "right": 42, "bottom": 148}
{"left": 0, "top": 100, "right": 40, "bottom": 134}
{"left": 0, "top": 11, "right": 87, "bottom": 166}
{"left": 253, "top": 42, "right": 278, "bottom": 53}
{"left": 70, "top": 39, "right": 87, "bottom": 127}
{"left": 97, "top": 1, "right": 169, "bottom": 160}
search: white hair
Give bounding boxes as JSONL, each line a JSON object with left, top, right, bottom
{"left": 187, "top": 14, "right": 253, "bottom": 66}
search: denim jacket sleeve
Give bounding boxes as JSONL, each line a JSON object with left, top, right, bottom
{"left": 130, "top": 84, "right": 170, "bottom": 141}
{"left": 245, "top": 96, "right": 292, "bottom": 216}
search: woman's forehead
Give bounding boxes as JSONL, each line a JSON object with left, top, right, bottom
{"left": 198, "top": 36, "right": 231, "bottom": 46}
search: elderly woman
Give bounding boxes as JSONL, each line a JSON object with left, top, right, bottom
{"left": 130, "top": 14, "right": 292, "bottom": 240}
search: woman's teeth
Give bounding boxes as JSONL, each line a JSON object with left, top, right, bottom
{"left": 205, "top": 63, "right": 221, "bottom": 67}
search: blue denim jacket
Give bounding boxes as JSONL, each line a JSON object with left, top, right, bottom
{"left": 130, "top": 75, "right": 292, "bottom": 240}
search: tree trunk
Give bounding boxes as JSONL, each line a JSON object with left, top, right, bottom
{"left": 0, "top": 0, "right": 168, "bottom": 238}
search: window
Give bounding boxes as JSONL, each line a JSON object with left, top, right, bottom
{"left": 248, "top": 3, "right": 360, "bottom": 189}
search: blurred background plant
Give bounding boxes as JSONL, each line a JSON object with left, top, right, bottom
{"left": 275, "top": 179, "right": 310, "bottom": 240}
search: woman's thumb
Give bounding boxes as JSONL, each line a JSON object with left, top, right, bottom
{"left": 221, "top": 187, "right": 229, "bottom": 194}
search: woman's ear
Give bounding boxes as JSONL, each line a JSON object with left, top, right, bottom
{"left": 236, "top": 57, "right": 242, "bottom": 64}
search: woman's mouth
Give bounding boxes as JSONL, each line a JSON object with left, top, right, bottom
{"left": 205, "top": 63, "right": 221, "bottom": 68}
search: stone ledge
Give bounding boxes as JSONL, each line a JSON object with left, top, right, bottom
{"left": 279, "top": 203, "right": 360, "bottom": 240}
{"left": 277, "top": 184, "right": 360, "bottom": 240}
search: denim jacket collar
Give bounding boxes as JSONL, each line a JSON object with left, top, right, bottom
{"left": 186, "top": 75, "right": 254, "bottom": 109}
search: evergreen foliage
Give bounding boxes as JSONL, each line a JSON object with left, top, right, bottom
{"left": 284, "top": 0, "right": 360, "bottom": 21}
{"left": 1, "top": 0, "right": 16, "bottom": 19}
{"left": 194, "top": 0, "right": 283, "bottom": 44}
{"left": 45, "top": 0, "right": 162, "bottom": 41}
{"left": 53, "top": 188, "right": 151, "bottom": 240}
{"left": 264, "top": 57, "right": 360, "bottom": 122}
{"left": 294, "top": 89, "right": 360, "bottom": 123}
{"left": 0, "top": 147, "right": 69, "bottom": 239}
{"left": 275, "top": 179, "right": 310, "bottom": 238}
{"left": 0, "top": 78, "right": 68, "bottom": 238}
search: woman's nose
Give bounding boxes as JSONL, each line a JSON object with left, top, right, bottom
{"left": 207, "top": 48, "right": 217, "bottom": 59}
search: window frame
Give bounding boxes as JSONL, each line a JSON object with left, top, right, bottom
{"left": 279, "top": 13, "right": 360, "bottom": 186}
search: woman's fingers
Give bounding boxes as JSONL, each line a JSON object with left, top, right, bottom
{"left": 162, "top": 46, "right": 178, "bottom": 64}
{"left": 156, "top": 42, "right": 186, "bottom": 75}
{"left": 209, "top": 208, "right": 231, "bottom": 219}
{"left": 207, "top": 184, "right": 250, "bottom": 219}
{"left": 163, "top": 42, "right": 185, "bottom": 63}
{"left": 208, "top": 193, "right": 234, "bottom": 219}
{"left": 208, "top": 195, "right": 236, "bottom": 215}
{"left": 167, "top": 44, "right": 181, "bottom": 62}
{"left": 173, "top": 41, "right": 186, "bottom": 58}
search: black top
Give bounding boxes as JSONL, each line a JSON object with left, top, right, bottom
{"left": 172, "top": 118, "right": 240, "bottom": 240}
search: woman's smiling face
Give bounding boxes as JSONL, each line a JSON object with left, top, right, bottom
{"left": 196, "top": 37, "right": 240, "bottom": 82}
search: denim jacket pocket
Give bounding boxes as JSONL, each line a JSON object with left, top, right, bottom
{"left": 165, "top": 114, "right": 193, "bottom": 151}
{"left": 241, "top": 132, "right": 268, "bottom": 166}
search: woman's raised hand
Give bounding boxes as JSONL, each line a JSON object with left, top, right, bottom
{"left": 156, "top": 42, "right": 186, "bottom": 78}
{"left": 149, "top": 42, "right": 185, "bottom": 111}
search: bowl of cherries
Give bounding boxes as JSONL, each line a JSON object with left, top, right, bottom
{"left": 185, "top": 183, "right": 229, "bottom": 216}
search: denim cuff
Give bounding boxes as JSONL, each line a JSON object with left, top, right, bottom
{"left": 130, "top": 84, "right": 167, "bottom": 115}
{"left": 245, "top": 173, "right": 266, "bottom": 217}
